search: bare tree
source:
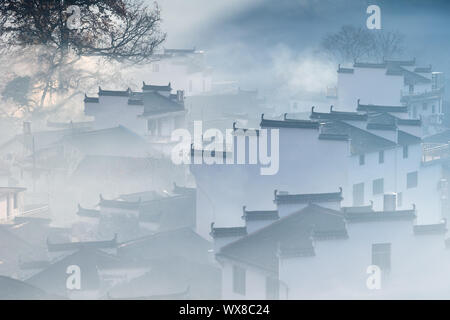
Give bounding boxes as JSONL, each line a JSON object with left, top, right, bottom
{"left": 0, "top": 0, "right": 166, "bottom": 114}
{"left": 321, "top": 25, "right": 373, "bottom": 63}
{"left": 321, "top": 25, "right": 406, "bottom": 63}
{"left": 370, "top": 30, "right": 405, "bottom": 61}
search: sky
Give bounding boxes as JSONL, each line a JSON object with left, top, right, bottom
{"left": 152, "top": 0, "right": 450, "bottom": 101}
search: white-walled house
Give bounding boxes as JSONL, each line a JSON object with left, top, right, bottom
{"left": 146, "top": 48, "right": 212, "bottom": 96}
{"left": 334, "top": 59, "right": 444, "bottom": 131}
{"left": 139, "top": 83, "right": 187, "bottom": 143}
{"left": 311, "top": 109, "right": 442, "bottom": 224}
{"left": 190, "top": 116, "right": 350, "bottom": 239}
{"left": 191, "top": 108, "right": 443, "bottom": 239}
{"left": 84, "top": 84, "right": 186, "bottom": 156}
{"left": 84, "top": 88, "right": 148, "bottom": 136}
{"left": 215, "top": 192, "right": 450, "bottom": 299}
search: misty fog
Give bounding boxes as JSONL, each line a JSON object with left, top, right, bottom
{"left": 0, "top": 0, "right": 450, "bottom": 301}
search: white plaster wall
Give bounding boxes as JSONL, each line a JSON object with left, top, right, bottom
{"left": 146, "top": 60, "right": 212, "bottom": 96}
{"left": 280, "top": 220, "right": 450, "bottom": 299}
{"left": 86, "top": 98, "right": 147, "bottom": 136}
{"left": 345, "top": 147, "right": 397, "bottom": 209}
{"left": 338, "top": 68, "right": 403, "bottom": 110}
{"left": 192, "top": 127, "right": 350, "bottom": 239}
{"left": 221, "top": 261, "right": 269, "bottom": 300}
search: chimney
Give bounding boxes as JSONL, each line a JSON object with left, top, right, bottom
{"left": 383, "top": 193, "right": 397, "bottom": 211}
{"left": 23, "top": 122, "right": 31, "bottom": 135}
{"left": 177, "top": 90, "right": 184, "bottom": 103}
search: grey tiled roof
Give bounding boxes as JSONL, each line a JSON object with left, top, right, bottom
{"left": 99, "top": 194, "right": 141, "bottom": 210}
{"left": 366, "top": 113, "right": 398, "bottom": 131}
{"left": 357, "top": 100, "right": 408, "bottom": 113}
{"left": 414, "top": 221, "right": 447, "bottom": 235}
{"left": 397, "top": 130, "right": 421, "bottom": 146}
{"left": 345, "top": 208, "right": 416, "bottom": 223}
{"left": 47, "top": 235, "right": 118, "bottom": 252}
{"left": 217, "top": 204, "right": 347, "bottom": 272}
{"left": 98, "top": 87, "right": 131, "bottom": 97}
{"left": 321, "top": 120, "right": 397, "bottom": 155}
{"left": 142, "top": 82, "right": 172, "bottom": 92}
{"left": 260, "top": 114, "right": 319, "bottom": 129}
{"left": 310, "top": 106, "right": 368, "bottom": 121}
{"left": 274, "top": 189, "right": 343, "bottom": 205}
{"left": 210, "top": 223, "right": 247, "bottom": 239}
{"left": 84, "top": 95, "right": 99, "bottom": 103}
{"left": 397, "top": 118, "right": 421, "bottom": 126}
{"left": 140, "top": 91, "right": 184, "bottom": 117}
{"left": 242, "top": 206, "right": 279, "bottom": 221}
{"left": 76, "top": 204, "right": 100, "bottom": 218}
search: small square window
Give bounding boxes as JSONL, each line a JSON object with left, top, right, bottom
{"left": 373, "top": 178, "right": 384, "bottom": 195}
{"left": 407, "top": 171, "right": 418, "bottom": 189}
{"left": 372, "top": 243, "right": 391, "bottom": 272}
{"left": 403, "top": 145, "right": 408, "bottom": 159}
{"left": 378, "top": 151, "right": 384, "bottom": 164}
{"left": 353, "top": 183, "right": 365, "bottom": 206}
{"left": 359, "top": 154, "right": 365, "bottom": 165}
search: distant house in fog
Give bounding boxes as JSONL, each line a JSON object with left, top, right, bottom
{"left": 191, "top": 110, "right": 443, "bottom": 239}
{"left": 214, "top": 190, "right": 450, "bottom": 299}
{"left": 84, "top": 84, "right": 186, "bottom": 146}
{"left": 0, "top": 276, "right": 58, "bottom": 300}
{"left": 0, "top": 122, "right": 89, "bottom": 191}
{"left": 332, "top": 58, "right": 445, "bottom": 133}
{"left": 0, "top": 187, "right": 26, "bottom": 222}
{"left": 23, "top": 227, "right": 219, "bottom": 300}
{"left": 185, "top": 87, "right": 269, "bottom": 133}
{"left": 76, "top": 183, "right": 196, "bottom": 241}
{"left": 147, "top": 48, "right": 213, "bottom": 97}
{"left": 109, "top": 227, "right": 220, "bottom": 299}
{"left": 25, "top": 236, "right": 149, "bottom": 299}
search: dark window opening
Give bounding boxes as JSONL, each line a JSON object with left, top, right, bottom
{"left": 372, "top": 243, "right": 391, "bottom": 272}
{"left": 373, "top": 178, "right": 384, "bottom": 195}
{"left": 359, "top": 154, "right": 365, "bottom": 165}
{"left": 407, "top": 171, "right": 418, "bottom": 189}
{"left": 233, "top": 265, "right": 246, "bottom": 295}
{"left": 403, "top": 145, "right": 408, "bottom": 159}
{"left": 266, "top": 277, "right": 279, "bottom": 300}
{"left": 353, "top": 183, "right": 365, "bottom": 206}
{"left": 379, "top": 151, "right": 384, "bottom": 164}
